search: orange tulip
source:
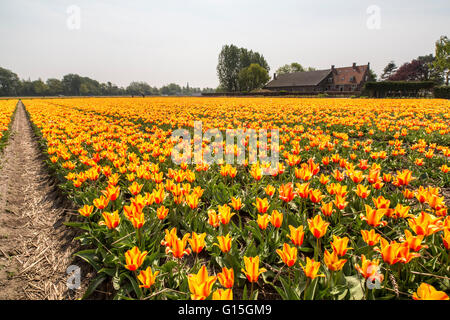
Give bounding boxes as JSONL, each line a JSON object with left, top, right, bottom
{"left": 287, "top": 225, "right": 305, "bottom": 247}
{"left": 324, "top": 249, "right": 347, "bottom": 271}
{"left": 301, "top": 257, "right": 325, "bottom": 279}
{"left": 212, "top": 288, "right": 233, "bottom": 300}
{"left": 188, "top": 232, "right": 206, "bottom": 254}
{"left": 125, "top": 246, "right": 148, "bottom": 271}
{"left": 185, "top": 193, "right": 200, "bottom": 209}
{"left": 254, "top": 197, "right": 269, "bottom": 214}
{"left": 308, "top": 214, "right": 330, "bottom": 239}
{"left": 102, "top": 184, "right": 120, "bottom": 201}
{"left": 355, "top": 254, "right": 383, "bottom": 282}
{"left": 333, "top": 195, "right": 348, "bottom": 210}
{"left": 330, "top": 235, "right": 353, "bottom": 256}
{"left": 361, "top": 229, "right": 381, "bottom": 246}
{"left": 264, "top": 184, "right": 276, "bottom": 196}
{"left": 93, "top": 195, "right": 110, "bottom": 210}
{"left": 257, "top": 214, "right": 270, "bottom": 230}
{"left": 156, "top": 205, "right": 169, "bottom": 220}
{"left": 374, "top": 238, "right": 404, "bottom": 265}
{"left": 241, "top": 256, "right": 267, "bottom": 283}
{"left": 230, "top": 197, "right": 242, "bottom": 211}
{"left": 309, "top": 189, "right": 324, "bottom": 204}
{"left": 137, "top": 266, "right": 159, "bottom": 288}
{"left": 78, "top": 204, "right": 94, "bottom": 218}
{"left": 270, "top": 210, "right": 283, "bottom": 228}
{"left": 207, "top": 209, "right": 220, "bottom": 227}
{"left": 295, "top": 182, "right": 311, "bottom": 199}
{"left": 218, "top": 204, "right": 235, "bottom": 225}
{"left": 128, "top": 181, "right": 143, "bottom": 195}
{"left": 360, "top": 205, "right": 387, "bottom": 227}
{"left": 413, "top": 283, "right": 449, "bottom": 300}
{"left": 217, "top": 267, "right": 234, "bottom": 288}
{"left": 279, "top": 183, "right": 295, "bottom": 202}
{"left": 187, "top": 265, "right": 217, "bottom": 300}
{"left": 355, "top": 184, "right": 370, "bottom": 199}
{"left": 276, "top": 243, "right": 298, "bottom": 267}
{"left": 166, "top": 234, "right": 191, "bottom": 259}
{"left": 101, "top": 210, "right": 120, "bottom": 229}
{"left": 320, "top": 202, "right": 334, "bottom": 217}
{"left": 393, "top": 169, "right": 414, "bottom": 187}
{"left": 442, "top": 229, "right": 450, "bottom": 250}
{"left": 408, "top": 211, "right": 443, "bottom": 236}
{"left": 215, "top": 234, "right": 232, "bottom": 253}
{"left": 400, "top": 229, "right": 428, "bottom": 252}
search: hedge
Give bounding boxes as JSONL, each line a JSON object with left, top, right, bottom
{"left": 362, "top": 81, "right": 435, "bottom": 98}
{"left": 433, "top": 86, "right": 450, "bottom": 99}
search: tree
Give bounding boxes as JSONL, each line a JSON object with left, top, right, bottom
{"left": 126, "top": 81, "right": 153, "bottom": 96}
{"left": 381, "top": 61, "right": 397, "bottom": 80}
{"left": 46, "top": 78, "right": 63, "bottom": 95}
{"left": 276, "top": 62, "right": 305, "bottom": 75}
{"left": 0, "top": 67, "right": 20, "bottom": 96}
{"left": 62, "top": 74, "right": 82, "bottom": 95}
{"left": 434, "top": 35, "right": 450, "bottom": 85}
{"left": 32, "top": 79, "right": 48, "bottom": 96}
{"left": 160, "top": 83, "right": 182, "bottom": 95}
{"left": 238, "top": 63, "right": 270, "bottom": 92}
{"left": 368, "top": 69, "right": 377, "bottom": 82}
{"left": 217, "top": 44, "right": 269, "bottom": 92}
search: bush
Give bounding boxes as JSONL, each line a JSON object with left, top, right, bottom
{"left": 433, "top": 86, "right": 450, "bottom": 99}
{"left": 362, "top": 81, "right": 435, "bottom": 98}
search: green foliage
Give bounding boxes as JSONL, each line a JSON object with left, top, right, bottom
{"left": 238, "top": 63, "right": 270, "bottom": 92}
{"left": 433, "top": 85, "right": 450, "bottom": 99}
{"left": 363, "top": 81, "right": 435, "bottom": 97}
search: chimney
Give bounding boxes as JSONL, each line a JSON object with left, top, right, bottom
{"left": 352, "top": 62, "right": 356, "bottom": 69}
{"left": 273, "top": 73, "right": 277, "bottom": 80}
{"left": 331, "top": 65, "right": 335, "bottom": 72}
{"left": 367, "top": 62, "right": 370, "bottom": 70}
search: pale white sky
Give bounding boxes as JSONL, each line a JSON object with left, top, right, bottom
{"left": 0, "top": 0, "right": 448, "bottom": 88}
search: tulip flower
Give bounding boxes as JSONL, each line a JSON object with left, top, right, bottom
{"left": 230, "top": 197, "right": 242, "bottom": 211}
{"left": 187, "top": 265, "right": 217, "bottom": 300}
{"left": 355, "top": 184, "right": 370, "bottom": 199}
{"left": 295, "top": 182, "right": 311, "bottom": 199}
{"left": 308, "top": 214, "right": 330, "bottom": 239}
{"left": 330, "top": 235, "right": 353, "bottom": 256}
{"left": 392, "top": 203, "right": 410, "bottom": 219}
{"left": 78, "top": 204, "right": 94, "bottom": 218}
{"left": 374, "top": 238, "right": 404, "bottom": 265}
{"left": 156, "top": 205, "right": 169, "bottom": 220}
{"left": 279, "top": 183, "right": 295, "bottom": 202}
{"left": 393, "top": 169, "right": 414, "bottom": 187}
{"left": 167, "top": 234, "right": 191, "bottom": 259}
{"left": 254, "top": 197, "right": 269, "bottom": 214}
{"left": 188, "top": 232, "right": 206, "bottom": 254}
{"left": 270, "top": 210, "right": 283, "bottom": 228}
{"left": 276, "top": 243, "right": 298, "bottom": 267}
{"left": 93, "top": 195, "right": 110, "bottom": 210}
{"left": 412, "top": 283, "right": 449, "bottom": 300}
{"left": 212, "top": 288, "right": 233, "bottom": 300}
{"left": 361, "top": 229, "right": 381, "bottom": 246}
{"left": 214, "top": 234, "right": 232, "bottom": 253}
{"left": 185, "top": 193, "right": 200, "bottom": 209}
{"left": 309, "top": 189, "right": 324, "bottom": 204}
{"left": 161, "top": 227, "right": 178, "bottom": 247}
{"left": 301, "top": 257, "right": 325, "bottom": 279}
{"left": 218, "top": 204, "right": 235, "bottom": 225}
{"left": 241, "top": 256, "right": 267, "bottom": 283}
{"left": 333, "top": 195, "right": 348, "bottom": 210}
{"left": 400, "top": 229, "right": 428, "bottom": 252}
{"left": 355, "top": 255, "right": 383, "bottom": 281}
{"left": 264, "top": 184, "right": 276, "bottom": 196}
{"left": 287, "top": 225, "right": 305, "bottom": 247}
{"left": 360, "top": 205, "right": 387, "bottom": 227}
{"left": 137, "top": 266, "right": 159, "bottom": 289}
{"left": 408, "top": 211, "right": 443, "bottom": 236}
{"left": 128, "top": 181, "right": 143, "bottom": 196}
{"left": 101, "top": 210, "right": 120, "bottom": 229}
{"left": 257, "top": 214, "right": 270, "bottom": 230}
{"left": 217, "top": 267, "right": 234, "bottom": 288}
{"left": 125, "top": 246, "right": 148, "bottom": 271}
{"left": 324, "top": 249, "right": 347, "bottom": 271}
{"left": 207, "top": 209, "right": 220, "bottom": 228}
{"left": 320, "top": 202, "right": 334, "bottom": 217}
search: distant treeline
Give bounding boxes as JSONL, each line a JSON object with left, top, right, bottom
{"left": 0, "top": 67, "right": 215, "bottom": 97}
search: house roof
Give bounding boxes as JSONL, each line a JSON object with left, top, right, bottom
{"left": 332, "top": 65, "right": 369, "bottom": 85}
{"left": 265, "top": 64, "right": 369, "bottom": 88}
{"left": 265, "top": 69, "right": 331, "bottom": 88}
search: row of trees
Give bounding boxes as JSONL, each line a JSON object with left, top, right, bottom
{"left": 0, "top": 68, "right": 215, "bottom": 97}
{"left": 380, "top": 36, "right": 449, "bottom": 85}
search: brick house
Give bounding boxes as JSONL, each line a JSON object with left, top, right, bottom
{"left": 265, "top": 63, "right": 371, "bottom": 93}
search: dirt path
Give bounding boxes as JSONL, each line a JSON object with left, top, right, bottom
{"left": 0, "top": 101, "right": 89, "bottom": 299}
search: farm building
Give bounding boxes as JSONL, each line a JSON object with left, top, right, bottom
{"left": 265, "top": 63, "right": 371, "bottom": 94}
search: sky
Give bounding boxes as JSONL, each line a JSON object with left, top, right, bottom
{"left": 0, "top": 0, "right": 448, "bottom": 88}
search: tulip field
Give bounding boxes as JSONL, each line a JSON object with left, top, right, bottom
{"left": 0, "top": 100, "right": 17, "bottom": 151}
{"left": 19, "top": 97, "right": 450, "bottom": 300}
